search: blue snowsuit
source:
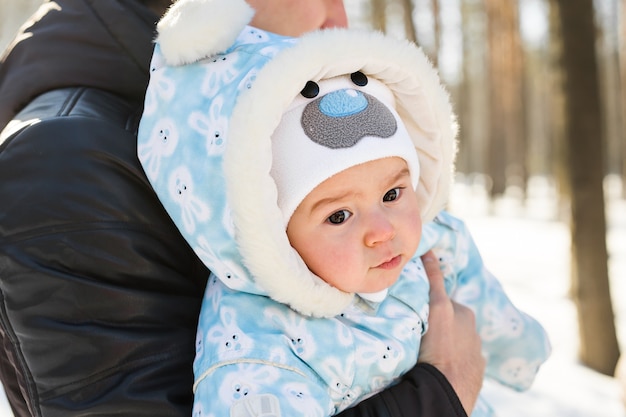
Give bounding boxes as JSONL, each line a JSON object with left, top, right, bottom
{"left": 138, "top": 2, "right": 551, "bottom": 415}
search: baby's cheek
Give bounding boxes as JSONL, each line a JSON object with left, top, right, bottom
{"left": 405, "top": 213, "right": 422, "bottom": 254}
{"left": 322, "top": 247, "right": 364, "bottom": 292}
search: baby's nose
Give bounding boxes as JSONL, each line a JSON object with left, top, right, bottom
{"left": 364, "top": 213, "right": 395, "bottom": 247}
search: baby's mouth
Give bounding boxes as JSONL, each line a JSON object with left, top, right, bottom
{"left": 376, "top": 255, "right": 401, "bottom": 270}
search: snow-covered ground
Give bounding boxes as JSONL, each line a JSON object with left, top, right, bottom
{"left": 0, "top": 175, "right": 623, "bottom": 416}
{"left": 449, "top": 174, "right": 626, "bottom": 417}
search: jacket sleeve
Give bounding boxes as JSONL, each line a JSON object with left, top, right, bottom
{"left": 0, "top": 88, "right": 209, "bottom": 417}
{"left": 447, "top": 216, "right": 551, "bottom": 391}
{"left": 336, "top": 363, "right": 467, "bottom": 417}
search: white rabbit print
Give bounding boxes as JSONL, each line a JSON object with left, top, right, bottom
{"left": 218, "top": 363, "right": 280, "bottom": 404}
{"left": 188, "top": 95, "right": 228, "bottom": 156}
{"left": 167, "top": 166, "right": 211, "bottom": 234}
{"left": 281, "top": 382, "right": 328, "bottom": 417}
{"left": 138, "top": 117, "right": 179, "bottom": 180}
{"left": 264, "top": 307, "right": 317, "bottom": 361}
{"left": 201, "top": 52, "right": 240, "bottom": 98}
{"left": 206, "top": 306, "right": 255, "bottom": 358}
{"left": 480, "top": 303, "right": 525, "bottom": 342}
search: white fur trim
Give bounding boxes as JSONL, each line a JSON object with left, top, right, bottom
{"left": 156, "top": 0, "right": 255, "bottom": 66}
{"left": 224, "top": 29, "right": 457, "bottom": 318}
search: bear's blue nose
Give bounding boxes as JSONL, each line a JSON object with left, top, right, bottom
{"left": 318, "top": 89, "right": 368, "bottom": 118}
{"left": 301, "top": 88, "right": 397, "bottom": 149}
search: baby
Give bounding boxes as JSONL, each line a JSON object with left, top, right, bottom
{"left": 137, "top": 1, "right": 551, "bottom": 416}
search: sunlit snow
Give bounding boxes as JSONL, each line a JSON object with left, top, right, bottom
{"left": 449, "top": 174, "right": 626, "bottom": 417}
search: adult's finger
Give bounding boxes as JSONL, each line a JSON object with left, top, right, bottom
{"left": 419, "top": 250, "right": 485, "bottom": 415}
{"left": 421, "top": 250, "right": 446, "bottom": 302}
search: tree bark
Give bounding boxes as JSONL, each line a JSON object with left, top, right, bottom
{"left": 400, "top": 0, "right": 418, "bottom": 44}
{"left": 371, "top": 0, "right": 387, "bottom": 33}
{"left": 484, "top": 0, "right": 525, "bottom": 197}
{"left": 621, "top": 0, "right": 626, "bottom": 197}
{"left": 430, "top": 0, "right": 440, "bottom": 67}
{"left": 554, "top": 0, "right": 620, "bottom": 375}
{"left": 457, "top": 0, "right": 489, "bottom": 177}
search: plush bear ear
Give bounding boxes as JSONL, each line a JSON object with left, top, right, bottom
{"left": 156, "top": 0, "right": 255, "bottom": 66}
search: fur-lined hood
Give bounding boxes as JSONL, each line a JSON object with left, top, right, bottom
{"left": 138, "top": 0, "right": 457, "bottom": 318}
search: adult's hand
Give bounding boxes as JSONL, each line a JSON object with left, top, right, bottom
{"left": 419, "top": 251, "right": 485, "bottom": 415}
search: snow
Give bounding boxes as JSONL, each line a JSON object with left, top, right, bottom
{"left": 0, "top": 176, "right": 624, "bottom": 416}
{"left": 450, "top": 174, "right": 626, "bottom": 417}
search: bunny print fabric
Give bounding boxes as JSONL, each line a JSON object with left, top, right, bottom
{"left": 189, "top": 211, "right": 550, "bottom": 417}
{"left": 137, "top": 20, "right": 550, "bottom": 417}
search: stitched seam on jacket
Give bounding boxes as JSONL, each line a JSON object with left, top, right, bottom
{"left": 193, "top": 358, "right": 308, "bottom": 393}
{"left": 57, "top": 87, "right": 86, "bottom": 117}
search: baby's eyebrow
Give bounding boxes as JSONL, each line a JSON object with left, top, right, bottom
{"left": 309, "top": 166, "right": 411, "bottom": 214}
{"left": 381, "top": 166, "right": 412, "bottom": 190}
{"left": 309, "top": 193, "right": 352, "bottom": 215}
{"left": 390, "top": 167, "right": 411, "bottom": 183}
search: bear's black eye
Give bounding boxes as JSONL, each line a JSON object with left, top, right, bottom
{"left": 300, "top": 81, "right": 320, "bottom": 98}
{"left": 350, "top": 71, "right": 368, "bottom": 87}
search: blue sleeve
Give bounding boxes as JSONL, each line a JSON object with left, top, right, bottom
{"left": 432, "top": 212, "right": 551, "bottom": 391}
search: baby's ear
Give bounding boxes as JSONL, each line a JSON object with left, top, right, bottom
{"left": 156, "top": 0, "right": 254, "bottom": 66}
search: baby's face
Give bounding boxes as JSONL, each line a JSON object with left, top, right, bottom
{"left": 287, "top": 157, "right": 422, "bottom": 294}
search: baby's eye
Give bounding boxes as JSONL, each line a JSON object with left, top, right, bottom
{"left": 383, "top": 188, "right": 401, "bottom": 202}
{"left": 327, "top": 210, "right": 351, "bottom": 225}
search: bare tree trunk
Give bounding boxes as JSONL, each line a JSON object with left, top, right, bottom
{"left": 484, "top": 0, "right": 507, "bottom": 196}
{"left": 457, "top": 0, "right": 472, "bottom": 176}
{"left": 554, "top": 0, "right": 620, "bottom": 375}
{"left": 400, "top": 0, "right": 417, "bottom": 44}
{"left": 507, "top": 3, "right": 527, "bottom": 194}
{"left": 457, "top": 0, "right": 489, "bottom": 177}
{"left": 371, "top": 0, "right": 387, "bottom": 33}
{"left": 597, "top": 0, "right": 624, "bottom": 181}
{"left": 547, "top": 0, "right": 569, "bottom": 219}
{"left": 524, "top": 42, "right": 552, "bottom": 181}
{"left": 484, "top": 0, "right": 525, "bottom": 197}
{"left": 430, "top": 0, "right": 440, "bottom": 67}
{"left": 621, "top": 0, "right": 626, "bottom": 196}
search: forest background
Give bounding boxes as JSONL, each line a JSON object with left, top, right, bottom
{"left": 1, "top": 0, "right": 625, "bottom": 415}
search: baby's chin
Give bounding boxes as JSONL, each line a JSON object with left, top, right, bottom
{"left": 360, "top": 274, "right": 401, "bottom": 295}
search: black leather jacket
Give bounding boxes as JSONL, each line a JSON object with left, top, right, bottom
{"left": 0, "top": 1, "right": 466, "bottom": 416}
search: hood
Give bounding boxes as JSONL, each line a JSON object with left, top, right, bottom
{"left": 138, "top": 0, "right": 458, "bottom": 318}
{"left": 0, "top": 0, "right": 159, "bottom": 129}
